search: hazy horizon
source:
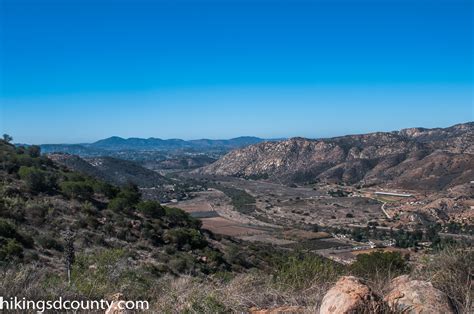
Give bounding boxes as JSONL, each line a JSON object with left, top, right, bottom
{"left": 8, "top": 119, "right": 471, "bottom": 145}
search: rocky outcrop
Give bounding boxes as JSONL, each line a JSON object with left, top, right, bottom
{"left": 319, "top": 276, "right": 376, "bottom": 313}
{"left": 384, "top": 275, "right": 454, "bottom": 314}
{"left": 197, "top": 122, "right": 474, "bottom": 190}
{"left": 319, "top": 275, "right": 454, "bottom": 314}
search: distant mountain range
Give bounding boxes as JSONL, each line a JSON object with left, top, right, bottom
{"left": 197, "top": 122, "right": 474, "bottom": 191}
{"left": 39, "top": 136, "right": 270, "bottom": 156}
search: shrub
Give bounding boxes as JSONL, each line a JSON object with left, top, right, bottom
{"left": 37, "top": 234, "right": 64, "bottom": 251}
{"left": 60, "top": 181, "right": 94, "bottom": 200}
{"left": 84, "top": 216, "right": 99, "bottom": 228}
{"left": 141, "top": 225, "right": 163, "bottom": 246}
{"left": 0, "top": 219, "right": 17, "bottom": 238}
{"left": 117, "top": 184, "right": 141, "bottom": 206}
{"left": 93, "top": 181, "right": 119, "bottom": 199}
{"left": 108, "top": 197, "right": 133, "bottom": 212}
{"left": 15, "top": 154, "right": 39, "bottom": 168}
{"left": 82, "top": 201, "right": 97, "bottom": 215}
{"left": 0, "top": 151, "right": 19, "bottom": 173}
{"left": 350, "top": 251, "right": 409, "bottom": 284}
{"left": 202, "top": 248, "right": 225, "bottom": 266}
{"left": 27, "top": 145, "right": 41, "bottom": 158}
{"left": 0, "top": 217, "right": 35, "bottom": 248}
{"left": 164, "top": 228, "right": 207, "bottom": 250}
{"left": 64, "top": 172, "right": 86, "bottom": 182}
{"left": 0, "top": 238, "right": 23, "bottom": 261}
{"left": 16, "top": 232, "right": 35, "bottom": 249}
{"left": 168, "top": 257, "right": 189, "bottom": 273}
{"left": 272, "top": 252, "right": 344, "bottom": 290}
{"left": 137, "top": 201, "right": 165, "bottom": 218}
{"left": 18, "top": 166, "right": 57, "bottom": 193}
{"left": 223, "top": 244, "right": 252, "bottom": 269}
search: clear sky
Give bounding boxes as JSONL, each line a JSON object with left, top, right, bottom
{"left": 1, "top": 0, "right": 472, "bottom": 144}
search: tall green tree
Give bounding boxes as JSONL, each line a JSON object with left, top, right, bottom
{"left": 2, "top": 134, "right": 13, "bottom": 143}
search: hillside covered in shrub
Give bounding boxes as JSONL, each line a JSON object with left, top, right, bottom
{"left": 0, "top": 139, "right": 238, "bottom": 275}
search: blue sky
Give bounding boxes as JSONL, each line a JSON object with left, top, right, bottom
{"left": 1, "top": 0, "right": 472, "bottom": 144}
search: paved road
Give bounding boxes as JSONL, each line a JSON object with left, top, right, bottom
{"left": 365, "top": 196, "right": 391, "bottom": 219}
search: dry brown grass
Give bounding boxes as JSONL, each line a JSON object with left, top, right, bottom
{"left": 412, "top": 245, "right": 473, "bottom": 314}
{"left": 0, "top": 246, "right": 470, "bottom": 313}
{"left": 150, "top": 273, "right": 325, "bottom": 313}
{"left": 0, "top": 266, "right": 328, "bottom": 313}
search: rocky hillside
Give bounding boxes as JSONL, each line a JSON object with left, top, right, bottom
{"left": 197, "top": 122, "right": 474, "bottom": 190}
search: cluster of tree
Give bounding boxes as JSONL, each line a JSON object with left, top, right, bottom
{"left": 393, "top": 228, "right": 424, "bottom": 248}
{"left": 208, "top": 185, "right": 257, "bottom": 215}
{"left": 330, "top": 222, "right": 465, "bottom": 250}
{"left": 333, "top": 225, "right": 393, "bottom": 243}
{"left": 328, "top": 189, "right": 350, "bottom": 197}
{"left": 444, "top": 221, "right": 474, "bottom": 235}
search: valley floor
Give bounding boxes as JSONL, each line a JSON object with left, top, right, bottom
{"left": 172, "top": 173, "right": 473, "bottom": 265}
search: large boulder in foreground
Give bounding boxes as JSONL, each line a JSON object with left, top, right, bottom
{"left": 384, "top": 275, "right": 454, "bottom": 314}
{"left": 320, "top": 276, "right": 376, "bottom": 313}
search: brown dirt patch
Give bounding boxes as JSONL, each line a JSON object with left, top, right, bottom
{"left": 201, "top": 217, "right": 265, "bottom": 237}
